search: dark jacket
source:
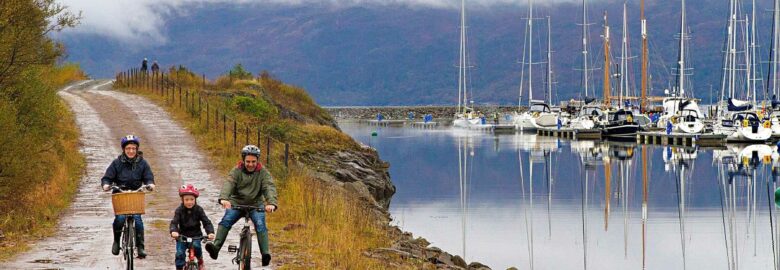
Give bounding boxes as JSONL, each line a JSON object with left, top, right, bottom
{"left": 100, "top": 152, "right": 154, "bottom": 190}
{"left": 218, "top": 161, "right": 278, "bottom": 207}
{"left": 169, "top": 204, "right": 215, "bottom": 237}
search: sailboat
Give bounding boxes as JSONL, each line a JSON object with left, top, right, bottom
{"left": 569, "top": 0, "right": 604, "bottom": 131}
{"left": 601, "top": 7, "right": 640, "bottom": 139}
{"left": 713, "top": 0, "right": 772, "bottom": 141}
{"left": 767, "top": 0, "right": 780, "bottom": 136}
{"left": 514, "top": 0, "right": 559, "bottom": 132}
{"left": 453, "top": 0, "right": 493, "bottom": 130}
{"left": 656, "top": 0, "right": 705, "bottom": 134}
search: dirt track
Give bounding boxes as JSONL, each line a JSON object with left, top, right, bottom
{"left": 0, "top": 80, "right": 272, "bottom": 269}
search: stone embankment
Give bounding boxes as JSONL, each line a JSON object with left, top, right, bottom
{"left": 326, "top": 105, "right": 521, "bottom": 122}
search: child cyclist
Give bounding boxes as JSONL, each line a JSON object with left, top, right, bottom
{"left": 170, "top": 184, "right": 215, "bottom": 270}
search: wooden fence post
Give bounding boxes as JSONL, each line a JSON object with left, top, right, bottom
{"left": 284, "top": 143, "right": 289, "bottom": 168}
{"left": 233, "top": 118, "right": 237, "bottom": 147}
{"left": 266, "top": 137, "right": 271, "bottom": 165}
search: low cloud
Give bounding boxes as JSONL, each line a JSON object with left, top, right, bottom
{"left": 57, "top": 0, "right": 583, "bottom": 44}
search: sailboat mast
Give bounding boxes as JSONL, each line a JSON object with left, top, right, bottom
{"left": 641, "top": 0, "right": 648, "bottom": 112}
{"left": 528, "top": 0, "right": 534, "bottom": 106}
{"left": 583, "top": 0, "right": 590, "bottom": 97}
{"left": 751, "top": 0, "right": 758, "bottom": 104}
{"left": 729, "top": 0, "right": 737, "bottom": 98}
{"left": 458, "top": 0, "right": 467, "bottom": 113}
{"left": 773, "top": 0, "right": 780, "bottom": 98}
{"left": 547, "top": 16, "right": 553, "bottom": 105}
{"left": 604, "top": 11, "right": 611, "bottom": 106}
{"left": 676, "top": 0, "right": 687, "bottom": 97}
{"left": 621, "top": 3, "right": 628, "bottom": 108}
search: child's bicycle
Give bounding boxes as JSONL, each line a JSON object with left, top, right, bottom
{"left": 109, "top": 185, "right": 152, "bottom": 270}
{"left": 227, "top": 205, "right": 264, "bottom": 270}
{"left": 178, "top": 236, "right": 207, "bottom": 270}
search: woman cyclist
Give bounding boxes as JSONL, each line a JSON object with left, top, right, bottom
{"left": 101, "top": 135, "right": 155, "bottom": 258}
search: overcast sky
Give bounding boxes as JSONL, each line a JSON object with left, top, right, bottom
{"left": 57, "top": 0, "right": 585, "bottom": 44}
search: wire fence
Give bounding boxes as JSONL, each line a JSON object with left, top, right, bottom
{"left": 115, "top": 68, "right": 291, "bottom": 169}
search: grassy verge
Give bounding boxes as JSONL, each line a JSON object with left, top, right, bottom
{"left": 121, "top": 71, "right": 428, "bottom": 269}
{"left": 0, "top": 64, "right": 88, "bottom": 260}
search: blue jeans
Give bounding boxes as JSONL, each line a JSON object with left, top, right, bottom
{"left": 113, "top": 214, "right": 144, "bottom": 235}
{"left": 218, "top": 208, "right": 267, "bottom": 233}
{"left": 175, "top": 240, "right": 202, "bottom": 268}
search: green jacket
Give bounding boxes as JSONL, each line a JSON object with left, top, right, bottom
{"left": 219, "top": 162, "right": 278, "bottom": 207}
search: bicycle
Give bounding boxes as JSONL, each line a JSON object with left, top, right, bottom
{"left": 178, "top": 236, "right": 207, "bottom": 270}
{"left": 226, "top": 205, "right": 264, "bottom": 270}
{"left": 109, "top": 185, "right": 152, "bottom": 270}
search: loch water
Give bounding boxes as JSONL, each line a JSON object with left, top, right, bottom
{"left": 341, "top": 122, "right": 780, "bottom": 270}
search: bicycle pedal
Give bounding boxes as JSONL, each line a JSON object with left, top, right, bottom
{"left": 227, "top": 245, "right": 238, "bottom": 253}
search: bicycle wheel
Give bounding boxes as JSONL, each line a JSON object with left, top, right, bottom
{"left": 125, "top": 218, "right": 135, "bottom": 269}
{"left": 238, "top": 233, "right": 252, "bottom": 270}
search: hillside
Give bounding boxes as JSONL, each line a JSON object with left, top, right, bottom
{"left": 58, "top": 0, "right": 770, "bottom": 105}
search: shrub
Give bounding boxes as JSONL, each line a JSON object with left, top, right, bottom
{"left": 232, "top": 96, "right": 277, "bottom": 119}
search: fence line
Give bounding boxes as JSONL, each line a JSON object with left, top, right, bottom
{"left": 115, "top": 68, "right": 291, "bottom": 169}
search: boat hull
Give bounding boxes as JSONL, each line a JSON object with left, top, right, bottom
{"left": 602, "top": 123, "right": 640, "bottom": 139}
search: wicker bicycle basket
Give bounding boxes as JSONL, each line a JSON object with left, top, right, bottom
{"left": 111, "top": 192, "right": 146, "bottom": 215}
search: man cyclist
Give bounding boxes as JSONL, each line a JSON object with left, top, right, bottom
{"left": 205, "top": 145, "right": 278, "bottom": 266}
{"left": 101, "top": 135, "right": 155, "bottom": 258}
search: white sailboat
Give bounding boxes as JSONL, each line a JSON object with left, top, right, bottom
{"left": 514, "top": 0, "right": 558, "bottom": 131}
{"left": 452, "top": 0, "right": 513, "bottom": 131}
{"left": 569, "top": 0, "right": 602, "bottom": 131}
{"left": 713, "top": 0, "right": 772, "bottom": 141}
{"left": 767, "top": 0, "right": 780, "bottom": 136}
{"left": 453, "top": 0, "right": 478, "bottom": 129}
{"left": 453, "top": 0, "right": 487, "bottom": 129}
{"left": 656, "top": 0, "right": 705, "bottom": 134}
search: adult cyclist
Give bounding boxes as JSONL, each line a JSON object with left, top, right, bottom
{"left": 101, "top": 135, "right": 155, "bottom": 258}
{"left": 205, "top": 145, "right": 278, "bottom": 266}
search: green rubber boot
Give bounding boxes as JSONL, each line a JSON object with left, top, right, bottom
{"left": 205, "top": 225, "right": 229, "bottom": 260}
{"left": 258, "top": 230, "right": 271, "bottom": 266}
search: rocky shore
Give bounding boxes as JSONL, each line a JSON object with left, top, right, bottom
{"left": 301, "top": 129, "right": 507, "bottom": 269}
{"left": 325, "top": 105, "right": 521, "bottom": 122}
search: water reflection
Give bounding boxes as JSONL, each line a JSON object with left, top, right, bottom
{"left": 340, "top": 122, "right": 780, "bottom": 269}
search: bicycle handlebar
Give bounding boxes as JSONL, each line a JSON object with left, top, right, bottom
{"left": 177, "top": 235, "right": 206, "bottom": 243}
{"left": 231, "top": 204, "right": 264, "bottom": 210}
{"left": 109, "top": 184, "right": 153, "bottom": 193}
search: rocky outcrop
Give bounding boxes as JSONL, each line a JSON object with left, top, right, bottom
{"left": 301, "top": 145, "right": 396, "bottom": 212}
{"left": 362, "top": 226, "right": 493, "bottom": 270}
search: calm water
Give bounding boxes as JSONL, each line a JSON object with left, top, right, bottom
{"left": 341, "top": 121, "right": 780, "bottom": 270}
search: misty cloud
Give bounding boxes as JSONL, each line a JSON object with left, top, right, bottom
{"left": 57, "top": 0, "right": 585, "bottom": 44}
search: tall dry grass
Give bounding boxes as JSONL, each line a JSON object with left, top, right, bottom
{"left": 121, "top": 70, "right": 426, "bottom": 269}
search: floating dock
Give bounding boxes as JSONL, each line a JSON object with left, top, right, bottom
{"left": 493, "top": 124, "right": 516, "bottom": 133}
{"left": 367, "top": 120, "right": 406, "bottom": 127}
{"left": 411, "top": 121, "right": 439, "bottom": 128}
{"left": 636, "top": 132, "right": 726, "bottom": 147}
{"left": 537, "top": 128, "right": 602, "bottom": 140}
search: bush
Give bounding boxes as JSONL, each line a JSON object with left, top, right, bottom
{"left": 232, "top": 96, "right": 277, "bottom": 119}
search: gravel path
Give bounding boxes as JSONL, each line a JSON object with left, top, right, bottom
{"left": 0, "top": 80, "right": 273, "bottom": 269}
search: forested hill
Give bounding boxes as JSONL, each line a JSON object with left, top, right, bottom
{"left": 58, "top": 0, "right": 769, "bottom": 105}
